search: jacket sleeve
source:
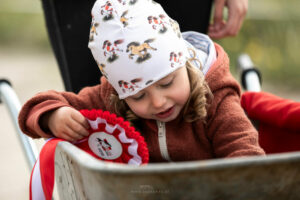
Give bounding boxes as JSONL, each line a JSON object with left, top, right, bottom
{"left": 18, "top": 83, "right": 109, "bottom": 138}
{"left": 206, "top": 88, "right": 266, "bottom": 158}
{"left": 203, "top": 43, "right": 265, "bottom": 158}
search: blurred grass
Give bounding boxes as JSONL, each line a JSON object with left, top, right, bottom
{"left": 216, "top": 0, "right": 300, "bottom": 90}
{"left": 218, "top": 19, "right": 300, "bottom": 88}
{"left": 0, "top": 12, "right": 50, "bottom": 49}
{"left": 0, "top": 0, "right": 50, "bottom": 50}
{"left": 0, "top": 0, "right": 299, "bottom": 89}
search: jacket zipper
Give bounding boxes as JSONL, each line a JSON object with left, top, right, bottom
{"left": 156, "top": 121, "right": 172, "bottom": 161}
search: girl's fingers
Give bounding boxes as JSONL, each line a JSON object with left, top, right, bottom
{"left": 59, "top": 131, "right": 79, "bottom": 142}
{"left": 71, "top": 110, "right": 90, "bottom": 130}
{"left": 63, "top": 124, "right": 85, "bottom": 141}
{"left": 48, "top": 107, "right": 90, "bottom": 141}
{"left": 67, "top": 117, "right": 90, "bottom": 137}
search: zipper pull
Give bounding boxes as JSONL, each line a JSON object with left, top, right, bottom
{"left": 158, "top": 121, "right": 162, "bottom": 127}
{"left": 158, "top": 121, "right": 163, "bottom": 137}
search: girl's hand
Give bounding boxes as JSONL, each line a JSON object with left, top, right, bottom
{"left": 41, "top": 106, "right": 90, "bottom": 141}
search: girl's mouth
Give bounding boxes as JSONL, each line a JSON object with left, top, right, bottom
{"left": 155, "top": 106, "right": 175, "bottom": 119}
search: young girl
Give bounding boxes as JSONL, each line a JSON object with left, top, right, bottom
{"left": 18, "top": 0, "right": 265, "bottom": 162}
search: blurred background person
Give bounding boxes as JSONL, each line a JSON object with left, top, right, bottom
{"left": 155, "top": 0, "right": 248, "bottom": 39}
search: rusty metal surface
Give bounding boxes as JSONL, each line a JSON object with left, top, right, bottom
{"left": 55, "top": 142, "right": 300, "bottom": 200}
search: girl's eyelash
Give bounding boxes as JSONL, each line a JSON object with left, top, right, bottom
{"left": 132, "top": 78, "right": 174, "bottom": 100}
{"left": 161, "top": 80, "right": 173, "bottom": 88}
{"left": 132, "top": 93, "right": 145, "bottom": 101}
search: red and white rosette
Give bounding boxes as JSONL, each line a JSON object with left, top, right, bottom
{"left": 30, "top": 109, "right": 149, "bottom": 200}
{"left": 77, "top": 109, "right": 149, "bottom": 165}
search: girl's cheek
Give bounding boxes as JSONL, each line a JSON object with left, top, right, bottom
{"left": 128, "top": 103, "right": 144, "bottom": 115}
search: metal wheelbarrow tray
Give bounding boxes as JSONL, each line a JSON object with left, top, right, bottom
{"left": 55, "top": 141, "right": 300, "bottom": 200}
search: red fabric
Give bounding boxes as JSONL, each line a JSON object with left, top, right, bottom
{"left": 29, "top": 160, "right": 36, "bottom": 200}
{"left": 40, "top": 139, "right": 63, "bottom": 200}
{"left": 30, "top": 138, "right": 63, "bottom": 200}
{"left": 241, "top": 91, "right": 300, "bottom": 154}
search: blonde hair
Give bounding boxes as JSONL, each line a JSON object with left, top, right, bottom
{"left": 110, "top": 53, "right": 213, "bottom": 126}
{"left": 182, "top": 60, "right": 213, "bottom": 122}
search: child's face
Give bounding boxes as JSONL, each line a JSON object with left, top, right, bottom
{"left": 125, "top": 66, "right": 190, "bottom": 122}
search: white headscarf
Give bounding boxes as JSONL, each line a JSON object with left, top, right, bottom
{"left": 88, "top": 0, "right": 196, "bottom": 99}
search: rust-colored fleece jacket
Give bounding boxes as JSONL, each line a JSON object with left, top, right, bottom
{"left": 18, "top": 44, "right": 265, "bottom": 162}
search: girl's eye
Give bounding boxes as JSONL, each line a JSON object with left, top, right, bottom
{"left": 132, "top": 93, "right": 145, "bottom": 101}
{"left": 160, "top": 80, "right": 173, "bottom": 88}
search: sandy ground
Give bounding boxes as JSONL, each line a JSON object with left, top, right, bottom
{"left": 0, "top": 48, "right": 63, "bottom": 200}
{"left": 0, "top": 48, "right": 299, "bottom": 199}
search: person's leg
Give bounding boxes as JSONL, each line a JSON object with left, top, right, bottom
{"left": 155, "top": 0, "right": 213, "bottom": 33}
{"left": 41, "top": 0, "right": 100, "bottom": 93}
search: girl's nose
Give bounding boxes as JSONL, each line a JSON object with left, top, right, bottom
{"left": 150, "top": 92, "right": 166, "bottom": 109}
